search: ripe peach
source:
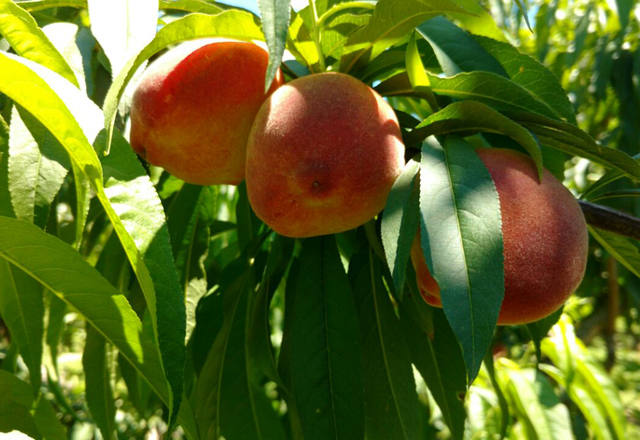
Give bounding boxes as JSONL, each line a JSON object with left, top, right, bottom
{"left": 245, "top": 72, "right": 405, "bottom": 238}
{"left": 129, "top": 41, "right": 283, "bottom": 185}
{"left": 411, "top": 148, "right": 588, "bottom": 325}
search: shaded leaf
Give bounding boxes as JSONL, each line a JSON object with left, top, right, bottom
{"left": 350, "top": 250, "right": 422, "bottom": 440}
{"left": 411, "top": 101, "right": 543, "bottom": 179}
{"left": 400, "top": 298, "right": 466, "bottom": 440}
{"left": 340, "top": 0, "right": 469, "bottom": 73}
{"left": 417, "top": 16, "right": 506, "bottom": 76}
{"left": 258, "top": 0, "right": 290, "bottom": 91}
{"left": 381, "top": 159, "right": 419, "bottom": 295}
{"left": 282, "top": 236, "right": 363, "bottom": 440}
{"left": 83, "top": 326, "right": 116, "bottom": 440}
{"left": 510, "top": 111, "right": 640, "bottom": 180}
{"left": 0, "top": 261, "right": 43, "bottom": 389}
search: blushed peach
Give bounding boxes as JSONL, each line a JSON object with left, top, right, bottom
{"left": 411, "top": 148, "right": 588, "bottom": 325}
{"left": 130, "top": 41, "right": 283, "bottom": 185}
{"left": 245, "top": 72, "right": 405, "bottom": 237}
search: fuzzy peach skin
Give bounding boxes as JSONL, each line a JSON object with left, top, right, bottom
{"left": 129, "top": 41, "right": 283, "bottom": 185}
{"left": 411, "top": 148, "right": 589, "bottom": 325}
{"left": 245, "top": 72, "right": 405, "bottom": 238}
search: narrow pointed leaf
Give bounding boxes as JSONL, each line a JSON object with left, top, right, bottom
{"left": 0, "top": 370, "right": 64, "bottom": 439}
{"left": 400, "top": 300, "right": 466, "bottom": 440}
{"left": 417, "top": 16, "right": 506, "bottom": 76}
{"left": 510, "top": 111, "right": 640, "bottom": 180}
{"left": 8, "top": 106, "right": 70, "bottom": 225}
{"left": 0, "top": 216, "right": 170, "bottom": 404}
{"left": 0, "top": 0, "right": 78, "bottom": 85}
{"left": 419, "top": 137, "right": 503, "bottom": 382}
{"left": 471, "top": 35, "right": 575, "bottom": 124}
{"left": 193, "top": 261, "right": 283, "bottom": 440}
{"left": 350, "top": 251, "right": 422, "bottom": 439}
{"left": 87, "top": 0, "right": 158, "bottom": 78}
{"left": 283, "top": 236, "right": 364, "bottom": 439}
{"left": 0, "top": 114, "right": 14, "bottom": 218}
{"left": 381, "top": 159, "right": 419, "bottom": 295}
{"left": 258, "top": 0, "right": 290, "bottom": 91}
{"left": 0, "top": 261, "right": 44, "bottom": 389}
{"left": 83, "top": 326, "right": 117, "bottom": 440}
{"left": 340, "top": 0, "right": 469, "bottom": 73}
{"left": 589, "top": 227, "right": 640, "bottom": 278}
{"left": 501, "top": 365, "right": 573, "bottom": 440}
{"left": 412, "top": 101, "right": 543, "bottom": 179}
{"left": 98, "top": 130, "right": 185, "bottom": 421}
{"left": 0, "top": 52, "right": 183, "bottom": 414}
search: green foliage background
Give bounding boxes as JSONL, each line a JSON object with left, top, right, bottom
{"left": 0, "top": 0, "right": 639, "bottom": 439}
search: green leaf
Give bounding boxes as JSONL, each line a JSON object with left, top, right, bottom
{"left": 411, "top": 101, "right": 543, "bottom": 179}
{"left": 282, "top": 236, "right": 364, "bottom": 440}
{"left": 83, "top": 326, "right": 116, "bottom": 440}
{"left": 0, "top": 261, "right": 44, "bottom": 389}
{"left": 0, "top": 114, "right": 14, "bottom": 218}
{"left": 160, "top": 0, "right": 223, "bottom": 14}
{"left": 14, "top": 0, "right": 85, "bottom": 12}
{"left": 0, "top": 370, "right": 65, "bottom": 439}
{"left": 350, "top": 250, "right": 422, "bottom": 440}
{"left": 483, "top": 350, "right": 509, "bottom": 440}
{"left": 97, "top": 130, "right": 185, "bottom": 422}
{"left": 419, "top": 137, "right": 503, "bottom": 382}
{"left": 258, "top": 0, "right": 290, "bottom": 91}
{"left": 45, "top": 293, "right": 67, "bottom": 371}
{"left": 589, "top": 227, "right": 640, "bottom": 278}
{"left": 381, "top": 159, "right": 419, "bottom": 295}
{"left": 500, "top": 363, "right": 573, "bottom": 440}
{"left": 247, "top": 235, "right": 293, "bottom": 391}
{"left": 319, "top": 6, "right": 371, "bottom": 60}
{"left": 417, "top": 16, "right": 507, "bottom": 76}
{"left": 340, "top": 0, "right": 469, "bottom": 73}
{"left": 0, "top": 0, "right": 78, "bottom": 86}
{"left": 471, "top": 35, "right": 576, "bottom": 124}
{"left": 0, "top": 215, "right": 170, "bottom": 405}
{"left": 87, "top": 0, "right": 158, "bottom": 77}
{"left": 193, "top": 261, "right": 284, "bottom": 440}
{"left": 510, "top": 111, "right": 640, "bottom": 180}
{"left": 104, "top": 10, "right": 265, "bottom": 150}
{"left": 443, "top": 0, "right": 505, "bottom": 41}
{"left": 525, "top": 308, "right": 563, "bottom": 362}
{"left": 31, "top": 393, "right": 67, "bottom": 440}
{"left": 400, "top": 300, "right": 466, "bottom": 440}
{"left": 427, "top": 71, "right": 561, "bottom": 121}
{"left": 8, "top": 106, "right": 70, "bottom": 226}
{"left": 42, "top": 22, "right": 88, "bottom": 92}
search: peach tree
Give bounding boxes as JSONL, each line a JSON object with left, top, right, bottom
{"left": 0, "top": 0, "right": 637, "bottom": 439}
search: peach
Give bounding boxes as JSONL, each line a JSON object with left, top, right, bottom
{"left": 245, "top": 72, "right": 405, "bottom": 238}
{"left": 129, "top": 41, "right": 283, "bottom": 185}
{"left": 411, "top": 148, "right": 588, "bottom": 325}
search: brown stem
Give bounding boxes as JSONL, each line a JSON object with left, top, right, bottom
{"left": 579, "top": 200, "right": 640, "bottom": 241}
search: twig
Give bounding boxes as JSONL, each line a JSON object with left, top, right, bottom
{"left": 579, "top": 200, "right": 640, "bottom": 241}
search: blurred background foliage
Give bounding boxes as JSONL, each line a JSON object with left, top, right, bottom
{"left": 1, "top": 0, "right": 640, "bottom": 439}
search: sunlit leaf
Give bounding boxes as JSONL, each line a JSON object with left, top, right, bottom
{"left": 419, "top": 136, "right": 503, "bottom": 382}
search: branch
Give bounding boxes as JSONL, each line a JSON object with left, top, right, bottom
{"left": 579, "top": 200, "right": 640, "bottom": 241}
